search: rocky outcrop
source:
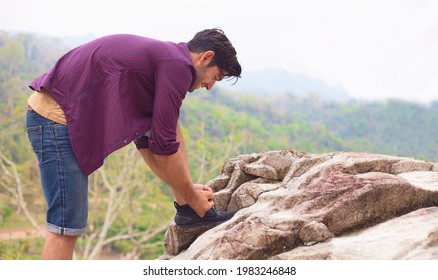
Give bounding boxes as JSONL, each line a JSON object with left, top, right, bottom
{"left": 162, "top": 150, "right": 438, "bottom": 260}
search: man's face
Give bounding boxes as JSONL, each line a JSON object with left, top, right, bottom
{"left": 189, "top": 50, "right": 226, "bottom": 93}
{"left": 189, "top": 65, "right": 224, "bottom": 93}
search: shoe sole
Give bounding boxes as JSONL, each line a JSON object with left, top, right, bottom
{"left": 175, "top": 220, "right": 230, "bottom": 229}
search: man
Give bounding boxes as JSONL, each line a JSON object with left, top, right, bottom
{"left": 26, "top": 28, "right": 241, "bottom": 259}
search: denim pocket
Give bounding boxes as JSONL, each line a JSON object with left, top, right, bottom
{"left": 52, "top": 123, "right": 73, "bottom": 157}
{"left": 27, "top": 125, "right": 43, "bottom": 163}
{"left": 52, "top": 123, "right": 68, "bottom": 139}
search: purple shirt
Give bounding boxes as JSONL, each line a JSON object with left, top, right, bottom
{"left": 29, "top": 34, "right": 197, "bottom": 175}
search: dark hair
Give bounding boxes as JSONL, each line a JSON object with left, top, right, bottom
{"left": 188, "top": 28, "right": 241, "bottom": 82}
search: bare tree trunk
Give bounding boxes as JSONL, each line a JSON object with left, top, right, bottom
{"left": 79, "top": 145, "right": 173, "bottom": 259}
{"left": 0, "top": 151, "right": 44, "bottom": 239}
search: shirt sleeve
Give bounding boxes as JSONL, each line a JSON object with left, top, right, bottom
{"left": 147, "top": 61, "right": 193, "bottom": 155}
{"left": 134, "top": 134, "right": 149, "bottom": 149}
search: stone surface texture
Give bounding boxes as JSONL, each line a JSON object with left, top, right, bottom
{"left": 161, "top": 151, "right": 438, "bottom": 260}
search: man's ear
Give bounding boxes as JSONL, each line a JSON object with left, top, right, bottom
{"left": 200, "top": 50, "right": 215, "bottom": 64}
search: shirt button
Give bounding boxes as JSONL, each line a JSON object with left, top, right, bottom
{"left": 123, "top": 139, "right": 127, "bottom": 144}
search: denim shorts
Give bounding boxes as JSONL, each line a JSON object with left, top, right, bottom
{"left": 26, "top": 110, "right": 88, "bottom": 236}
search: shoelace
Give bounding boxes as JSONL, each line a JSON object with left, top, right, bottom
{"left": 208, "top": 207, "right": 219, "bottom": 216}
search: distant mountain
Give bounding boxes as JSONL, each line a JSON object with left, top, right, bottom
{"left": 219, "top": 68, "right": 352, "bottom": 102}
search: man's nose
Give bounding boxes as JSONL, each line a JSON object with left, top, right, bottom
{"left": 206, "top": 81, "right": 216, "bottom": 90}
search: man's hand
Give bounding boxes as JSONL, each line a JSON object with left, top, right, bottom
{"left": 193, "top": 183, "right": 213, "bottom": 193}
{"left": 187, "top": 186, "right": 215, "bottom": 217}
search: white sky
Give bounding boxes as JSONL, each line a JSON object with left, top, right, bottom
{"left": 1, "top": 0, "right": 437, "bottom": 102}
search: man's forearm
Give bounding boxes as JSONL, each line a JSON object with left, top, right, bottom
{"left": 175, "top": 122, "right": 192, "bottom": 182}
{"left": 139, "top": 147, "right": 214, "bottom": 216}
{"left": 139, "top": 148, "right": 195, "bottom": 200}
{"left": 139, "top": 123, "right": 192, "bottom": 192}
{"left": 139, "top": 123, "right": 215, "bottom": 216}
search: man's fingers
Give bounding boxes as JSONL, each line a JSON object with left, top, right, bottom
{"left": 200, "top": 192, "right": 215, "bottom": 216}
{"left": 208, "top": 198, "right": 215, "bottom": 206}
{"left": 189, "top": 188, "right": 216, "bottom": 217}
{"left": 204, "top": 190, "right": 215, "bottom": 201}
{"left": 193, "top": 184, "right": 213, "bottom": 193}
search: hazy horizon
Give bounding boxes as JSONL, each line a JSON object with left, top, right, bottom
{"left": 2, "top": 0, "right": 437, "bottom": 103}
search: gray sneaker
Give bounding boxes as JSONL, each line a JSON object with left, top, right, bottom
{"left": 174, "top": 202, "right": 236, "bottom": 228}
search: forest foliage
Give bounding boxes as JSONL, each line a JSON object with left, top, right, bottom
{"left": 0, "top": 31, "right": 437, "bottom": 259}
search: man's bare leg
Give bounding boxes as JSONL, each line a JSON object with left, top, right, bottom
{"left": 41, "top": 232, "right": 78, "bottom": 260}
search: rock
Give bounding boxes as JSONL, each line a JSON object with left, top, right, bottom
{"left": 206, "top": 173, "right": 230, "bottom": 193}
{"left": 272, "top": 207, "right": 438, "bottom": 260}
{"left": 398, "top": 171, "right": 438, "bottom": 191}
{"left": 227, "top": 178, "right": 279, "bottom": 211}
{"left": 210, "top": 160, "right": 256, "bottom": 211}
{"left": 244, "top": 150, "right": 295, "bottom": 180}
{"left": 299, "top": 221, "right": 334, "bottom": 246}
{"left": 391, "top": 159, "right": 434, "bottom": 174}
{"left": 162, "top": 151, "right": 438, "bottom": 259}
{"left": 163, "top": 223, "right": 220, "bottom": 256}
{"left": 424, "top": 228, "right": 438, "bottom": 248}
